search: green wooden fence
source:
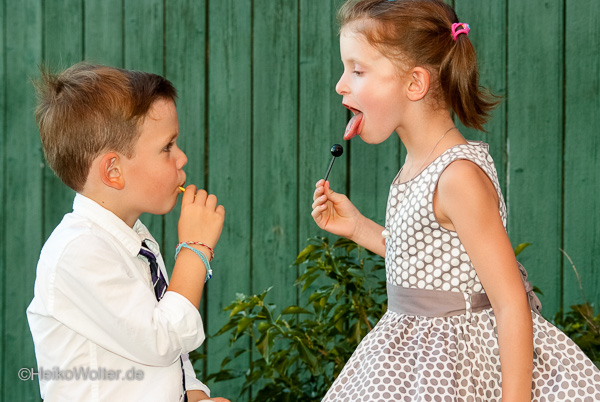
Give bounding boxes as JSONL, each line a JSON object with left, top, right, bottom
{"left": 1, "top": 0, "right": 598, "bottom": 400}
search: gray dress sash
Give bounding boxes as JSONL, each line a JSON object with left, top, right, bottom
{"left": 386, "top": 282, "right": 491, "bottom": 318}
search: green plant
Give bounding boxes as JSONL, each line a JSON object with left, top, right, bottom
{"left": 199, "top": 239, "right": 600, "bottom": 399}
{"left": 204, "top": 236, "right": 386, "bottom": 401}
{"left": 552, "top": 250, "right": 600, "bottom": 368}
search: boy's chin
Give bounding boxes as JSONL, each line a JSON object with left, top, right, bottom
{"left": 148, "top": 198, "right": 179, "bottom": 216}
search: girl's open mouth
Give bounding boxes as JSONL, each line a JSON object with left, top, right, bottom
{"left": 343, "top": 104, "right": 363, "bottom": 140}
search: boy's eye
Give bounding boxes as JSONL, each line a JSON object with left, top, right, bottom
{"left": 163, "top": 142, "right": 175, "bottom": 152}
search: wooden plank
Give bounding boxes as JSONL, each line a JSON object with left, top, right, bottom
{"left": 206, "top": 1, "right": 252, "bottom": 398}
{"left": 84, "top": 0, "right": 124, "bottom": 66}
{"left": 453, "top": 0, "right": 507, "bottom": 193}
{"left": 124, "top": 0, "right": 165, "bottom": 240}
{"left": 4, "top": 0, "right": 43, "bottom": 400}
{"left": 163, "top": 0, "right": 212, "bottom": 395}
{"left": 0, "top": 0, "right": 6, "bottom": 395}
{"left": 42, "top": 0, "right": 82, "bottom": 240}
{"left": 298, "top": 0, "right": 347, "bottom": 244}
{"left": 252, "top": 0, "right": 298, "bottom": 310}
{"left": 506, "top": 0, "right": 564, "bottom": 317}
{"left": 164, "top": 0, "right": 206, "bottom": 275}
{"left": 563, "top": 0, "right": 600, "bottom": 309}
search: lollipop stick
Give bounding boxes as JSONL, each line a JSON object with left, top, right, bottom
{"left": 324, "top": 157, "right": 336, "bottom": 182}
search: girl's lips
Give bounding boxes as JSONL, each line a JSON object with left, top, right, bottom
{"left": 343, "top": 104, "right": 363, "bottom": 140}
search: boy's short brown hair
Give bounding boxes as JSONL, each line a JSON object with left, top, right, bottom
{"left": 34, "top": 62, "right": 177, "bottom": 192}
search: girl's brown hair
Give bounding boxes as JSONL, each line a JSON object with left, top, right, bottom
{"left": 34, "top": 62, "right": 177, "bottom": 192}
{"left": 338, "top": 0, "right": 498, "bottom": 131}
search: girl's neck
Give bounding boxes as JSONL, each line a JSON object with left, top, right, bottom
{"left": 397, "top": 112, "right": 467, "bottom": 182}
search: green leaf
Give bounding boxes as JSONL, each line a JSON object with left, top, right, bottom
{"left": 514, "top": 242, "right": 532, "bottom": 256}
{"left": 213, "top": 320, "right": 238, "bottom": 336}
{"left": 258, "top": 321, "right": 273, "bottom": 333}
{"left": 229, "top": 301, "right": 255, "bottom": 317}
{"left": 236, "top": 316, "right": 254, "bottom": 335}
{"left": 347, "top": 268, "right": 365, "bottom": 277}
{"left": 295, "top": 244, "right": 318, "bottom": 264}
{"left": 281, "top": 306, "right": 312, "bottom": 315}
{"left": 296, "top": 337, "right": 318, "bottom": 369}
{"left": 301, "top": 273, "right": 320, "bottom": 293}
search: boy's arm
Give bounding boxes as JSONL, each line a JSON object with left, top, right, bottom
{"left": 45, "top": 235, "right": 204, "bottom": 366}
{"left": 182, "top": 355, "right": 231, "bottom": 402}
{"left": 181, "top": 353, "right": 210, "bottom": 396}
{"left": 170, "top": 187, "right": 224, "bottom": 308}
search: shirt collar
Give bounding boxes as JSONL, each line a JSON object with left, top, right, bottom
{"left": 72, "top": 193, "right": 159, "bottom": 257}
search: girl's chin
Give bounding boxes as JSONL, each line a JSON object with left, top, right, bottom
{"left": 359, "top": 131, "right": 392, "bottom": 145}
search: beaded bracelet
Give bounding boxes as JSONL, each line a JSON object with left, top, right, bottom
{"left": 174, "top": 242, "right": 212, "bottom": 283}
{"left": 176, "top": 241, "right": 214, "bottom": 261}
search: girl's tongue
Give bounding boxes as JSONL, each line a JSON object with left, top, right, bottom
{"left": 343, "top": 112, "right": 363, "bottom": 140}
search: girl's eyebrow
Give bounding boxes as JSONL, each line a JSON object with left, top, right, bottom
{"left": 162, "top": 133, "right": 178, "bottom": 148}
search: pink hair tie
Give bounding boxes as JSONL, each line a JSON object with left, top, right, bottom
{"left": 451, "top": 22, "right": 470, "bottom": 41}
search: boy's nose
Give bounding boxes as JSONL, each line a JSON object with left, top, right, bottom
{"left": 177, "top": 149, "right": 188, "bottom": 170}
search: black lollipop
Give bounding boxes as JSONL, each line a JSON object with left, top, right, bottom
{"left": 324, "top": 144, "right": 344, "bottom": 182}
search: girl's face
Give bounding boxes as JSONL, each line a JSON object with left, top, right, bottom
{"left": 336, "top": 25, "right": 409, "bottom": 144}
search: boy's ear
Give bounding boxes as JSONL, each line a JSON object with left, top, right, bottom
{"left": 406, "top": 67, "right": 430, "bottom": 101}
{"left": 99, "top": 153, "right": 125, "bottom": 190}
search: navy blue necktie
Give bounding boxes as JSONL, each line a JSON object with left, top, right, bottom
{"left": 139, "top": 242, "right": 167, "bottom": 301}
{"left": 139, "top": 241, "right": 188, "bottom": 402}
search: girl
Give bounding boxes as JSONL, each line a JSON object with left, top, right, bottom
{"left": 311, "top": 1, "right": 600, "bottom": 401}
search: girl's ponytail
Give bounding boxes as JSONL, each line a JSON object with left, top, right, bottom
{"left": 439, "top": 27, "right": 498, "bottom": 131}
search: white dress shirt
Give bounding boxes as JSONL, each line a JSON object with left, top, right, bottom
{"left": 27, "top": 194, "right": 210, "bottom": 401}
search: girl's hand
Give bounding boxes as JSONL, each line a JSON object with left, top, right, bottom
{"left": 178, "top": 185, "right": 225, "bottom": 248}
{"left": 200, "top": 399, "right": 230, "bottom": 402}
{"left": 311, "top": 179, "right": 361, "bottom": 240}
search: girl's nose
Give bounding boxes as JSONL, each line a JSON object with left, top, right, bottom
{"left": 335, "top": 73, "right": 349, "bottom": 95}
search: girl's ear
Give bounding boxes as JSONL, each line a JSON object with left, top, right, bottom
{"left": 99, "top": 153, "right": 125, "bottom": 190}
{"left": 406, "top": 67, "right": 430, "bottom": 101}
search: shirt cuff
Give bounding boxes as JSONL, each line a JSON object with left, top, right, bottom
{"left": 182, "top": 353, "right": 210, "bottom": 396}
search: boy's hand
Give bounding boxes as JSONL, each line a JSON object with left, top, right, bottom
{"left": 178, "top": 185, "right": 225, "bottom": 249}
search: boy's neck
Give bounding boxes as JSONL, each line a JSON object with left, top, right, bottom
{"left": 80, "top": 189, "right": 140, "bottom": 228}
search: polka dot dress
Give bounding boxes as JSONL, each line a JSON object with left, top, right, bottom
{"left": 322, "top": 141, "right": 600, "bottom": 401}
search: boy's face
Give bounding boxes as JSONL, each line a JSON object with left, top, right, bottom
{"left": 122, "top": 99, "right": 187, "bottom": 217}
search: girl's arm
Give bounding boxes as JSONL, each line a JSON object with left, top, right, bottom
{"left": 312, "top": 179, "right": 386, "bottom": 256}
{"left": 435, "top": 160, "right": 533, "bottom": 402}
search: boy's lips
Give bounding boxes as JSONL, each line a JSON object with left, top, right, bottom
{"left": 343, "top": 104, "right": 363, "bottom": 140}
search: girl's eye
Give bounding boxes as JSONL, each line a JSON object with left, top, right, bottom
{"left": 353, "top": 70, "right": 364, "bottom": 77}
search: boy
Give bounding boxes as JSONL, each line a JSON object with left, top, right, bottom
{"left": 26, "top": 63, "right": 228, "bottom": 402}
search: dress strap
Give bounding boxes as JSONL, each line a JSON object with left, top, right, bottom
{"left": 387, "top": 283, "right": 491, "bottom": 318}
